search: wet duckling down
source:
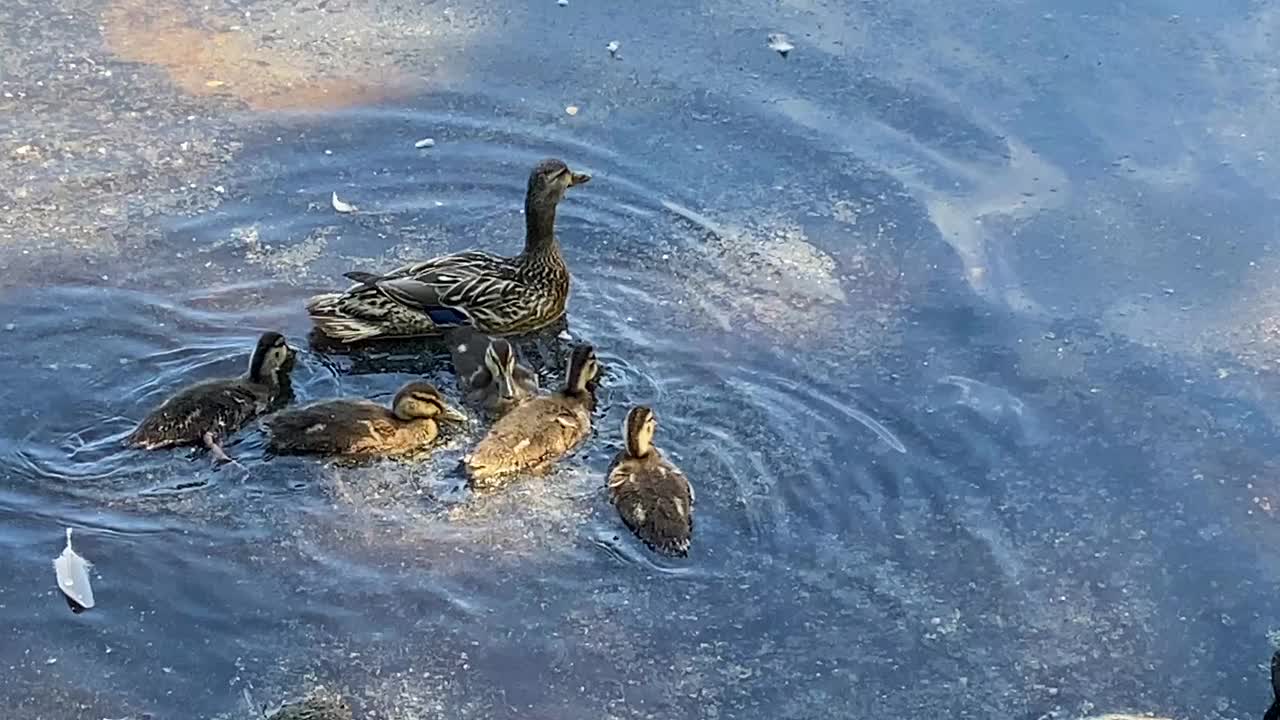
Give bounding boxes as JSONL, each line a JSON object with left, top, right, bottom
{"left": 463, "top": 343, "right": 600, "bottom": 487}
{"left": 445, "top": 326, "right": 539, "bottom": 419}
{"left": 607, "top": 405, "right": 695, "bottom": 556}
{"left": 265, "top": 381, "right": 466, "bottom": 458}
{"left": 125, "top": 331, "right": 295, "bottom": 465}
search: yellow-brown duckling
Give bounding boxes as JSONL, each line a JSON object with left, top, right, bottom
{"left": 264, "top": 381, "right": 466, "bottom": 458}
{"left": 445, "top": 326, "right": 538, "bottom": 419}
{"left": 125, "top": 331, "right": 295, "bottom": 465}
{"left": 463, "top": 343, "right": 599, "bottom": 487}
{"left": 607, "top": 405, "right": 695, "bottom": 556}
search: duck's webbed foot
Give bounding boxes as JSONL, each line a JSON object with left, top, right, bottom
{"left": 203, "top": 431, "right": 246, "bottom": 472}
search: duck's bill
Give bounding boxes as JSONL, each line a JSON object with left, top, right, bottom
{"left": 568, "top": 171, "right": 591, "bottom": 187}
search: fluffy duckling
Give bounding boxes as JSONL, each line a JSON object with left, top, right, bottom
{"left": 125, "top": 331, "right": 295, "bottom": 464}
{"left": 1266, "top": 650, "right": 1280, "bottom": 720}
{"left": 607, "top": 406, "right": 695, "bottom": 556}
{"left": 264, "top": 381, "right": 466, "bottom": 457}
{"left": 445, "top": 326, "right": 538, "bottom": 419}
{"left": 464, "top": 343, "right": 599, "bottom": 487}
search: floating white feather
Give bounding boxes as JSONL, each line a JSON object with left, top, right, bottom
{"left": 53, "top": 528, "right": 95, "bottom": 610}
{"left": 330, "top": 191, "right": 356, "bottom": 214}
{"left": 767, "top": 32, "right": 794, "bottom": 58}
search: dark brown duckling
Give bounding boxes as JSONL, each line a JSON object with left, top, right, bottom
{"left": 125, "top": 331, "right": 295, "bottom": 465}
{"left": 264, "top": 381, "right": 466, "bottom": 457}
{"left": 607, "top": 405, "right": 695, "bottom": 556}
{"left": 463, "top": 343, "right": 599, "bottom": 487}
{"left": 445, "top": 326, "right": 538, "bottom": 419}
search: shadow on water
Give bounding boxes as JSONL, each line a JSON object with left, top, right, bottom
{"left": 4, "top": 1, "right": 1280, "bottom": 718}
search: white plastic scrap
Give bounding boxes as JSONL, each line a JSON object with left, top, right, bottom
{"left": 414, "top": 137, "right": 435, "bottom": 149}
{"left": 331, "top": 191, "right": 356, "bottom": 213}
{"left": 53, "top": 528, "right": 95, "bottom": 610}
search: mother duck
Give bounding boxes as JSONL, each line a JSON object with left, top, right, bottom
{"left": 306, "top": 158, "right": 591, "bottom": 343}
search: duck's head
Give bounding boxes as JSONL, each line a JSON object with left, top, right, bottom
{"left": 249, "top": 331, "right": 295, "bottom": 383}
{"left": 623, "top": 405, "right": 658, "bottom": 458}
{"left": 484, "top": 338, "right": 520, "bottom": 403}
{"left": 392, "top": 382, "right": 468, "bottom": 423}
{"left": 527, "top": 158, "right": 590, "bottom": 208}
{"left": 563, "top": 343, "right": 600, "bottom": 395}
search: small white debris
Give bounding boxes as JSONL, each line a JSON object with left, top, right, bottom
{"left": 331, "top": 192, "right": 356, "bottom": 214}
{"left": 767, "top": 33, "right": 795, "bottom": 58}
{"left": 53, "top": 528, "right": 95, "bottom": 610}
{"left": 3, "top": 323, "right": 14, "bottom": 331}
{"left": 557, "top": 330, "right": 572, "bottom": 341}
{"left": 414, "top": 137, "right": 436, "bottom": 149}
{"left": 565, "top": 105, "right": 579, "bottom": 116}
{"left": 606, "top": 41, "right": 620, "bottom": 57}
{"left": 214, "top": 185, "right": 226, "bottom": 194}
{"left": 557, "top": 0, "right": 568, "bottom": 6}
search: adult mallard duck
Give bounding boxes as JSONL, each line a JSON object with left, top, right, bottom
{"left": 264, "top": 381, "right": 466, "bottom": 457}
{"left": 607, "top": 406, "right": 695, "bottom": 556}
{"left": 463, "top": 343, "right": 599, "bottom": 487}
{"left": 266, "top": 691, "right": 352, "bottom": 720}
{"left": 125, "top": 331, "right": 295, "bottom": 464}
{"left": 305, "top": 158, "right": 591, "bottom": 343}
{"left": 445, "top": 326, "right": 538, "bottom": 419}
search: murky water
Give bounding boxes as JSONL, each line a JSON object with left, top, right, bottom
{"left": 4, "top": 1, "right": 1280, "bottom": 718}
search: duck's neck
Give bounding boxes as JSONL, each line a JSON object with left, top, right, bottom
{"left": 523, "top": 195, "right": 561, "bottom": 258}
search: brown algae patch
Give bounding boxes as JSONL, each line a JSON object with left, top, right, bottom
{"left": 313, "top": 447, "right": 600, "bottom": 568}
{"left": 101, "top": 0, "right": 405, "bottom": 111}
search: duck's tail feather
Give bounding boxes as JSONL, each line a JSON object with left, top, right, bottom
{"left": 305, "top": 292, "right": 389, "bottom": 343}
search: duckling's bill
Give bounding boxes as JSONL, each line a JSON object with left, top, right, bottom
{"left": 439, "top": 402, "right": 469, "bottom": 424}
{"left": 568, "top": 171, "right": 591, "bottom": 186}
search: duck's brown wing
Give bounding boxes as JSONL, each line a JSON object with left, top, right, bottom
{"left": 125, "top": 378, "right": 262, "bottom": 448}
{"left": 465, "top": 398, "right": 589, "bottom": 483}
{"left": 264, "top": 400, "right": 398, "bottom": 455}
{"left": 608, "top": 454, "right": 694, "bottom": 557}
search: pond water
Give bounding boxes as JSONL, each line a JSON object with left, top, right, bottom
{"left": 3, "top": 0, "right": 1280, "bottom": 718}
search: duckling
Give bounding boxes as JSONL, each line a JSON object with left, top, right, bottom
{"left": 266, "top": 692, "right": 352, "bottom": 720}
{"left": 607, "top": 406, "right": 695, "bottom": 556}
{"left": 125, "top": 331, "right": 295, "bottom": 465}
{"left": 264, "top": 381, "right": 466, "bottom": 457}
{"left": 445, "top": 326, "right": 538, "bottom": 419}
{"left": 464, "top": 343, "right": 599, "bottom": 487}
{"left": 1266, "top": 650, "right": 1280, "bottom": 720}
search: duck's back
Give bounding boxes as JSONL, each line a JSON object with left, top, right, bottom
{"left": 465, "top": 394, "right": 590, "bottom": 485}
{"left": 126, "top": 378, "right": 264, "bottom": 448}
{"left": 608, "top": 451, "right": 694, "bottom": 556}
{"left": 266, "top": 400, "right": 426, "bottom": 456}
